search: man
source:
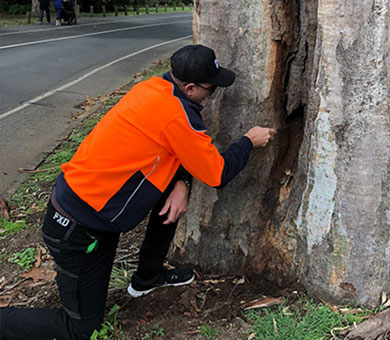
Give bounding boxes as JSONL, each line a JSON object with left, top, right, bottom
{"left": 0, "top": 45, "right": 275, "bottom": 340}
{"left": 38, "top": 0, "right": 50, "bottom": 24}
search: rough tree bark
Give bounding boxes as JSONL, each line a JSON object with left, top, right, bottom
{"left": 31, "top": 0, "right": 40, "bottom": 16}
{"left": 171, "top": 0, "right": 390, "bottom": 307}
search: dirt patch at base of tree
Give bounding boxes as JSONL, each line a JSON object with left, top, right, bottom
{"left": 0, "top": 212, "right": 291, "bottom": 339}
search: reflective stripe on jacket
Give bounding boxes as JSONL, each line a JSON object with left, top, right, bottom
{"left": 55, "top": 73, "right": 253, "bottom": 232}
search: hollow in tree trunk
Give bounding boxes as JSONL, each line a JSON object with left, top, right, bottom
{"left": 171, "top": 0, "right": 390, "bottom": 307}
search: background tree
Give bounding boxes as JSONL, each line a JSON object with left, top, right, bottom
{"left": 31, "top": 0, "right": 39, "bottom": 15}
{"left": 171, "top": 0, "right": 390, "bottom": 307}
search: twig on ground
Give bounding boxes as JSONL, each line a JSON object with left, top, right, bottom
{"left": 18, "top": 166, "right": 60, "bottom": 174}
{"left": 114, "top": 253, "right": 139, "bottom": 263}
{"left": 11, "top": 295, "right": 39, "bottom": 307}
{"left": 227, "top": 277, "right": 245, "bottom": 301}
{"left": 0, "top": 278, "right": 29, "bottom": 296}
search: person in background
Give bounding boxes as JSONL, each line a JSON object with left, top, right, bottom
{"left": 54, "top": 0, "right": 63, "bottom": 26}
{"left": 38, "top": 0, "right": 50, "bottom": 24}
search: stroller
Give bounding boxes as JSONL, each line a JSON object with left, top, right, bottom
{"left": 61, "top": 0, "right": 77, "bottom": 25}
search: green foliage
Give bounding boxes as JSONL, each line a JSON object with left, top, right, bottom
{"left": 0, "top": 218, "right": 28, "bottom": 237}
{"left": 90, "top": 305, "right": 125, "bottom": 340}
{"left": 246, "top": 298, "right": 372, "bottom": 340}
{"left": 200, "top": 324, "right": 218, "bottom": 339}
{"left": 142, "top": 59, "right": 170, "bottom": 80}
{"left": 143, "top": 324, "right": 165, "bottom": 339}
{"left": 8, "top": 247, "right": 37, "bottom": 270}
{"left": 46, "top": 150, "right": 73, "bottom": 166}
{"left": 8, "top": 5, "right": 30, "bottom": 15}
{"left": 28, "top": 150, "right": 73, "bottom": 183}
{"left": 0, "top": 0, "right": 30, "bottom": 12}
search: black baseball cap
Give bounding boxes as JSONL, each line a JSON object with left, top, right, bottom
{"left": 170, "top": 45, "right": 236, "bottom": 87}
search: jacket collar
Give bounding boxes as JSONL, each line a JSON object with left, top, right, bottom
{"left": 162, "top": 72, "right": 204, "bottom": 111}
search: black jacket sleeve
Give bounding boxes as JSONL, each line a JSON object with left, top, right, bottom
{"left": 218, "top": 136, "right": 253, "bottom": 188}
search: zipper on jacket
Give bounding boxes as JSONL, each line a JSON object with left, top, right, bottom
{"left": 110, "top": 156, "right": 160, "bottom": 222}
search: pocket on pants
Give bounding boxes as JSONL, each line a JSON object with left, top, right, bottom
{"left": 56, "top": 270, "right": 81, "bottom": 320}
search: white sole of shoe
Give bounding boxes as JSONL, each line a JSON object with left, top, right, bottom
{"left": 127, "top": 274, "right": 195, "bottom": 298}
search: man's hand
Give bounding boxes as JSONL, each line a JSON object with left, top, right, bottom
{"left": 245, "top": 126, "right": 277, "bottom": 148}
{"left": 159, "top": 180, "right": 189, "bottom": 225}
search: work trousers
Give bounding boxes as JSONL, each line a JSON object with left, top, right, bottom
{"left": 0, "top": 181, "right": 179, "bottom": 340}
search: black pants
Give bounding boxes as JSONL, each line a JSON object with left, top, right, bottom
{"left": 0, "top": 183, "right": 178, "bottom": 340}
{"left": 39, "top": 6, "right": 50, "bottom": 23}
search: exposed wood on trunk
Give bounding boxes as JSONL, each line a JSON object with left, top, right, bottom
{"left": 172, "top": 0, "right": 390, "bottom": 307}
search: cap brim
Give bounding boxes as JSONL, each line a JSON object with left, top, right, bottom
{"left": 208, "top": 67, "right": 236, "bottom": 87}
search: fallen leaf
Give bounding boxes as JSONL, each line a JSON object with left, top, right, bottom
{"left": 273, "top": 318, "right": 278, "bottom": 335}
{"left": 382, "top": 291, "right": 387, "bottom": 305}
{"left": 282, "top": 306, "right": 294, "bottom": 315}
{"left": 331, "top": 326, "right": 353, "bottom": 338}
{"left": 20, "top": 267, "right": 56, "bottom": 283}
{"left": 242, "top": 296, "right": 284, "bottom": 310}
{"left": 0, "top": 294, "right": 13, "bottom": 307}
{"left": 112, "top": 90, "right": 127, "bottom": 95}
{"left": 233, "top": 277, "right": 245, "bottom": 285}
{"left": 339, "top": 307, "right": 365, "bottom": 315}
{"left": 204, "top": 279, "right": 225, "bottom": 284}
{"left": 247, "top": 333, "right": 256, "bottom": 340}
{"left": 34, "top": 247, "right": 42, "bottom": 268}
{"left": 0, "top": 199, "right": 10, "bottom": 220}
{"left": 315, "top": 294, "right": 339, "bottom": 312}
{"left": 346, "top": 309, "right": 390, "bottom": 340}
{"left": 0, "top": 277, "right": 8, "bottom": 290}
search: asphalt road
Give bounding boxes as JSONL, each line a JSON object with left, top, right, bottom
{"left": 0, "top": 12, "right": 193, "bottom": 196}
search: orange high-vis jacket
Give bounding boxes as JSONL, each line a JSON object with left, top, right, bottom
{"left": 55, "top": 73, "right": 253, "bottom": 232}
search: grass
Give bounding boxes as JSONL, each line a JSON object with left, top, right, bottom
{"left": 200, "top": 324, "right": 219, "bottom": 339}
{"left": 0, "top": 13, "right": 43, "bottom": 27}
{"left": 90, "top": 305, "right": 125, "bottom": 340}
{"left": 80, "top": 6, "right": 192, "bottom": 18}
{"left": 245, "top": 296, "right": 374, "bottom": 340}
{"left": 0, "top": 6, "right": 192, "bottom": 28}
{"left": 136, "top": 59, "right": 170, "bottom": 81}
{"left": 108, "top": 263, "right": 132, "bottom": 291}
{"left": 0, "top": 217, "right": 28, "bottom": 238}
{"left": 8, "top": 247, "right": 37, "bottom": 270}
{"left": 143, "top": 324, "right": 166, "bottom": 339}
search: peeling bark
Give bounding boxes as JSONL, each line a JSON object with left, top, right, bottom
{"left": 296, "top": 0, "right": 390, "bottom": 306}
{"left": 173, "top": 0, "right": 301, "bottom": 282}
{"left": 172, "top": 0, "right": 390, "bottom": 307}
{"left": 31, "top": 0, "right": 40, "bottom": 16}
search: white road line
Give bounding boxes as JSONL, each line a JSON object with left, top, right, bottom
{"left": 0, "top": 35, "right": 192, "bottom": 121}
{"left": 0, "top": 13, "right": 191, "bottom": 37}
{"left": 0, "top": 20, "right": 190, "bottom": 50}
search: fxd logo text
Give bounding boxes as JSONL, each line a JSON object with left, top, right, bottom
{"left": 53, "top": 212, "right": 70, "bottom": 227}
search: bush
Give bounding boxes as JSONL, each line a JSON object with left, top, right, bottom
{"left": 8, "top": 4, "right": 31, "bottom": 15}
{"left": 0, "top": 0, "right": 30, "bottom": 13}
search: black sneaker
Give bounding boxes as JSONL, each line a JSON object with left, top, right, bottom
{"left": 127, "top": 268, "right": 195, "bottom": 298}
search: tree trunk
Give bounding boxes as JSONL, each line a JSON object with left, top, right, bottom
{"left": 31, "top": 0, "right": 40, "bottom": 16}
{"left": 171, "top": 0, "right": 390, "bottom": 307}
